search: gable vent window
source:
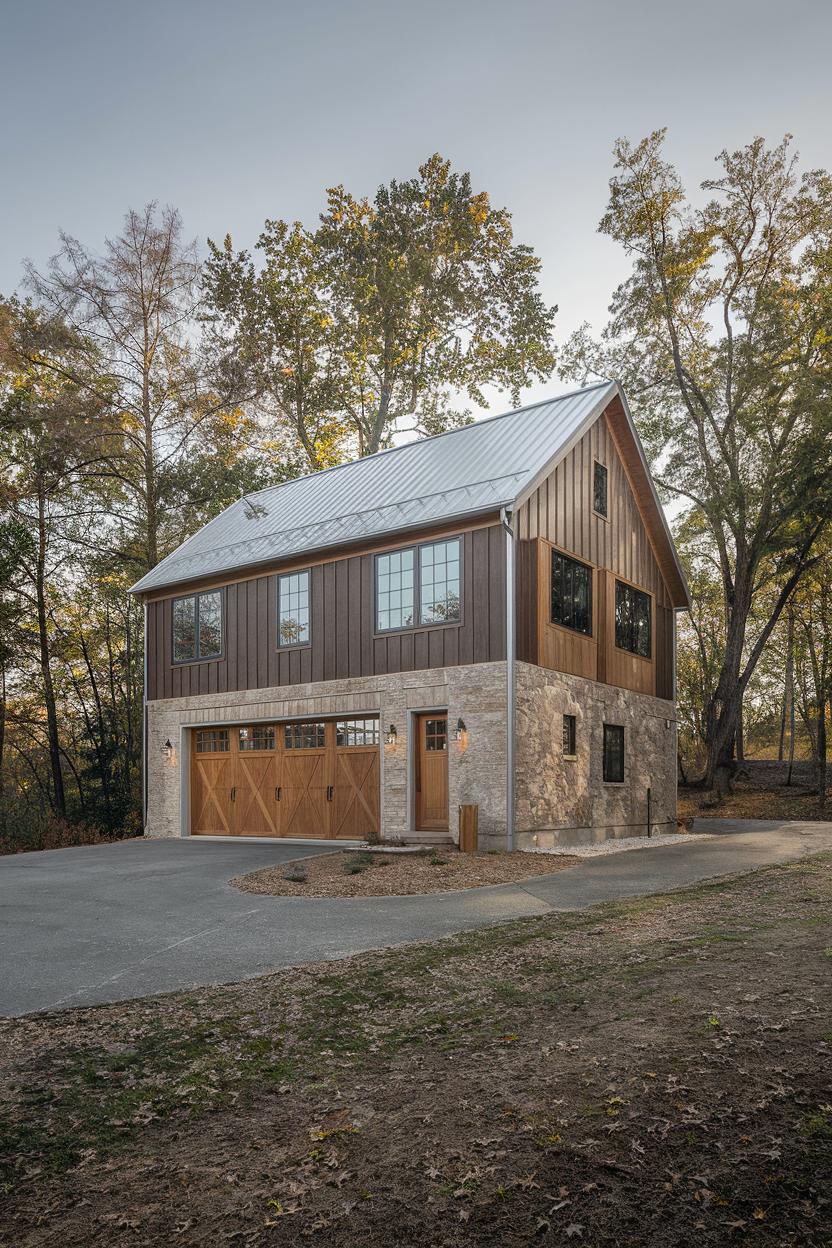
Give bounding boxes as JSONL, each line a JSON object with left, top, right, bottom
{"left": 562, "top": 714, "right": 577, "bottom": 757}
{"left": 603, "top": 724, "right": 625, "bottom": 783}
{"left": 593, "top": 461, "right": 608, "bottom": 518}
{"left": 615, "top": 580, "right": 652, "bottom": 658}
{"left": 551, "top": 550, "right": 593, "bottom": 636}
{"left": 376, "top": 538, "right": 461, "bottom": 632}
{"left": 278, "top": 570, "right": 310, "bottom": 647}
{"left": 173, "top": 590, "right": 223, "bottom": 663}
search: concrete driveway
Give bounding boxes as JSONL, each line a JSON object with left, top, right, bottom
{"left": 2, "top": 820, "right": 830, "bottom": 1017}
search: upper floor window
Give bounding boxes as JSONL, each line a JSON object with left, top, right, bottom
{"left": 278, "top": 570, "right": 310, "bottom": 647}
{"left": 173, "top": 590, "right": 222, "bottom": 662}
{"left": 551, "top": 550, "right": 593, "bottom": 636}
{"left": 593, "top": 461, "right": 608, "bottom": 518}
{"left": 376, "top": 538, "right": 461, "bottom": 632}
{"left": 615, "top": 580, "right": 652, "bottom": 658}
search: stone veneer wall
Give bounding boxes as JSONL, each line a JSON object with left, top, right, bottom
{"left": 145, "top": 662, "right": 508, "bottom": 845}
{"left": 513, "top": 660, "right": 677, "bottom": 848}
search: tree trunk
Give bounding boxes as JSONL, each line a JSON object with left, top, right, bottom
{"left": 36, "top": 485, "right": 66, "bottom": 818}
{"left": 736, "top": 702, "right": 745, "bottom": 762}
{"left": 817, "top": 695, "right": 827, "bottom": 815}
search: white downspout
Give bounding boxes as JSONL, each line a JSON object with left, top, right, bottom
{"left": 142, "top": 600, "right": 148, "bottom": 833}
{"left": 501, "top": 507, "right": 516, "bottom": 851}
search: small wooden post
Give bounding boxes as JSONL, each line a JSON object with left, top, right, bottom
{"left": 458, "top": 804, "right": 479, "bottom": 853}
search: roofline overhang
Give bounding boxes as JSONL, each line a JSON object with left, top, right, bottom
{"left": 128, "top": 503, "right": 505, "bottom": 599}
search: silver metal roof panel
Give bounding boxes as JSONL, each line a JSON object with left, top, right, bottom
{"left": 130, "top": 381, "right": 617, "bottom": 594}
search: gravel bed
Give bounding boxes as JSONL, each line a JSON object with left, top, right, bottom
{"left": 527, "top": 829, "right": 714, "bottom": 857}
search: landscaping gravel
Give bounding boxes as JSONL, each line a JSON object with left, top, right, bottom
{"left": 527, "top": 829, "right": 714, "bottom": 857}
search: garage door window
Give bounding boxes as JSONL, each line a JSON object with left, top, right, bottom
{"left": 195, "top": 729, "right": 229, "bottom": 753}
{"left": 336, "top": 718, "right": 380, "bottom": 746}
{"left": 284, "top": 721, "right": 326, "bottom": 749}
{"left": 239, "top": 726, "right": 275, "bottom": 751}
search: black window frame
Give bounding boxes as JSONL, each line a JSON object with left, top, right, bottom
{"left": 375, "top": 536, "right": 463, "bottom": 634}
{"left": 550, "top": 549, "right": 593, "bottom": 637}
{"left": 602, "top": 723, "right": 625, "bottom": 783}
{"left": 562, "top": 713, "right": 577, "bottom": 757}
{"left": 277, "top": 568, "right": 311, "bottom": 649}
{"left": 172, "top": 589, "right": 224, "bottom": 664}
{"left": 593, "top": 460, "right": 608, "bottom": 519}
{"left": 614, "top": 579, "right": 652, "bottom": 659}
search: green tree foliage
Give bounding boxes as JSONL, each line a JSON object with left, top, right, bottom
{"left": 204, "top": 154, "right": 557, "bottom": 465}
{"left": 561, "top": 132, "right": 832, "bottom": 791}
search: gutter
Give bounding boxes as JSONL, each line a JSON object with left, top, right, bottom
{"left": 501, "top": 506, "right": 516, "bottom": 850}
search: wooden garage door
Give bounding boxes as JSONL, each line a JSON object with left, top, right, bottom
{"left": 191, "top": 718, "right": 380, "bottom": 840}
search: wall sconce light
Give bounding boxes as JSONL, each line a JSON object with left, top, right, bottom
{"left": 162, "top": 738, "right": 174, "bottom": 760}
{"left": 385, "top": 724, "right": 398, "bottom": 745}
{"left": 454, "top": 717, "right": 467, "bottom": 742}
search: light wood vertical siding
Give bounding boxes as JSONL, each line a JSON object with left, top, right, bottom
{"left": 515, "top": 403, "right": 675, "bottom": 700}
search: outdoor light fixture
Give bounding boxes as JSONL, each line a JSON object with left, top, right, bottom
{"left": 455, "top": 717, "right": 467, "bottom": 741}
{"left": 162, "top": 738, "right": 174, "bottom": 759}
{"left": 385, "top": 724, "right": 398, "bottom": 745}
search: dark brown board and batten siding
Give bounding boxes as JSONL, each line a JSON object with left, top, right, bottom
{"left": 147, "top": 523, "right": 506, "bottom": 701}
{"left": 515, "top": 403, "right": 675, "bottom": 701}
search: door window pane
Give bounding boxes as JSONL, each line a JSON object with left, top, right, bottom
{"left": 419, "top": 539, "right": 461, "bottom": 624}
{"left": 551, "top": 551, "right": 593, "bottom": 636}
{"left": 278, "top": 570, "right": 310, "bottom": 646}
{"left": 376, "top": 549, "right": 415, "bottom": 630}
{"left": 425, "top": 719, "right": 447, "bottom": 751}
{"left": 239, "top": 725, "right": 275, "bottom": 751}
{"left": 336, "top": 718, "right": 380, "bottom": 747}
{"left": 284, "top": 721, "right": 326, "bottom": 749}
{"left": 195, "top": 729, "right": 229, "bottom": 753}
{"left": 615, "top": 581, "right": 652, "bottom": 658}
{"left": 603, "top": 724, "right": 625, "bottom": 783}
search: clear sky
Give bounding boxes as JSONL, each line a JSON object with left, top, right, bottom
{"left": 2, "top": 0, "right": 830, "bottom": 408}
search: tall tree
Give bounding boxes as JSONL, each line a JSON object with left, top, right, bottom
{"left": 25, "top": 204, "right": 208, "bottom": 573}
{"left": 204, "top": 154, "right": 557, "bottom": 466}
{"left": 560, "top": 132, "right": 832, "bottom": 792}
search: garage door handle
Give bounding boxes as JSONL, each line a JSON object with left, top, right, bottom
{"left": 230, "top": 786, "right": 236, "bottom": 802}
{"left": 275, "top": 786, "right": 282, "bottom": 801}
{"left": 326, "top": 785, "right": 333, "bottom": 801}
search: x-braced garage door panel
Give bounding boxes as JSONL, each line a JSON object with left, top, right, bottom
{"left": 190, "top": 718, "right": 380, "bottom": 840}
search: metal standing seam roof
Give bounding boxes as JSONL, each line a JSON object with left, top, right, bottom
{"left": 129, "top": 380, "right": 686, "bottom": 601}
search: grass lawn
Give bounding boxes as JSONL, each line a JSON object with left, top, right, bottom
{"left": 1, "top": 855, "right": 831, "bottom": 1247}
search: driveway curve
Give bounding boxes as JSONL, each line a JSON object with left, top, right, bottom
{"left": 2, "top": 819, "right": 831, "bottom": 1017}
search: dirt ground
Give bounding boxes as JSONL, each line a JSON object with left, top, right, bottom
{"left": 678, "top": 776, "right": 828, "bottom": 823}
{"left": 234, "top": 849, "right": 581, "bottom": 897}
{"left": 1, "top": 854, "right": 831, "bottom": 1248}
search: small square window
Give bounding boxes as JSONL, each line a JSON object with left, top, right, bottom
{"left": 593, "top": 461, "right": 608, "bottom": 518}
{"left": 562, "top": 714, "right": 576, "bottom": 757}
{"left": 603, "top": 724, "right": 625, "bottom": 783}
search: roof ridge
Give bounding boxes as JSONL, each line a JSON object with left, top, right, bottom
{"left": 243, "top": 379, "right": 615, "bottom": 502}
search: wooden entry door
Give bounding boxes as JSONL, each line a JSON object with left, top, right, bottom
{"left": 191, "top": 728, "right": 234, "bottom": 835}
{"left": 415, "top": 713, "right": 449, "bottom": 831}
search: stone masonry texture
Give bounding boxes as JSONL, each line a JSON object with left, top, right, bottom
{"left": 146, "top": 660, "right": 676, "bottom": 848}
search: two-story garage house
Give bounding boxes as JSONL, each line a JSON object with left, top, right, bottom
{"left": 130, "top": 380, "right": 689, "bottom": 850}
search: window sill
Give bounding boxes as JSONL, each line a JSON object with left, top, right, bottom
{"left": 172, "top": 654, "right": 223, "bottom": 667}
{"left": 562, "top": 753, "right": 577, "bottom": 761}
{"left": 613, "top": 644, "right": 653, "bottom": 664}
